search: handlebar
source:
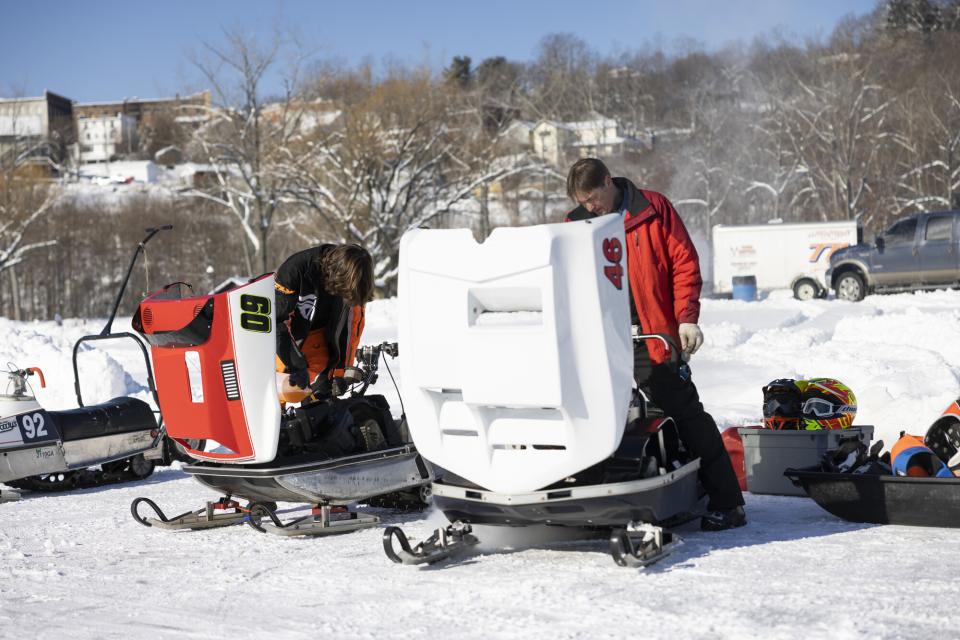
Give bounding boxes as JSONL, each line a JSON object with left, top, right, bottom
{"left": 101, "top": 224, "right": 174, "bottom": 336}
{"left": 303, "top": 341, "right": 400, "bottom": 402}
{"left": 26, "top": 367, "right": 46, "bottom": 388}
{"left": 633, "top": 332, "right": 684, "bottom": 371}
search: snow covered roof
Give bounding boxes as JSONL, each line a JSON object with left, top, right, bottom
{"left": 73, "top": 92, "right": 210, "bottom": 107}
{"left": 534, "top": 113, "right": 619, "bottom": 132}
{"left": 77, "top": 160, "right": 157, "bottom": 179}
{"left": 211, "top": 276, "right": 249, "bottom": 294}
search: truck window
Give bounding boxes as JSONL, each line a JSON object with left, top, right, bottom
{"left": 925, "top": 215, "right": 954, "bottom": 242}
{"left": 885, "top": 218, "right": 918, "bottom": 247}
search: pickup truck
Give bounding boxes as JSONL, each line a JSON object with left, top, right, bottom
{"left": 827, "top": 210, "right": 960, "bottom": 301}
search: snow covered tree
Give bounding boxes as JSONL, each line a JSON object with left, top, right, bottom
{"left": 524, "top": 34, "right": 598, "bottom": 121}
{"left": 772, "top": 49, "right": 896, "bottom": 226}
{"left": 184, "top": 29, "right": 309, "bottom": 275}
{"left": 884, "top": 0, "right": 944, "bottom": 32}
{"left": 0, "top": 102, "right": 60, "bottom": 320}
{"left": 279, "top": 67, "right": 541, "bottom": 294}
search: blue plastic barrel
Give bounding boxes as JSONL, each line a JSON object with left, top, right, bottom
{"left": 732, "top": 275, "right": 757, "bottom": 301}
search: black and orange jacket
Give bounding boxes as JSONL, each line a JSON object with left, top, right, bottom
{"left": 566, "top": 178, "right": 702, "bottom": 365}
{"left": 274, "top": 245, "right": 365, "bottom": 378}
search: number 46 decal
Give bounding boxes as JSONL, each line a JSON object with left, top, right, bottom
{"left": 603, "top": 237, "right": 624, "bottom": 290}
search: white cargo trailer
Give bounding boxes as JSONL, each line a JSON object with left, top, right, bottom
{"left": 712, "top": 221, "right": 860, "bottom": 299}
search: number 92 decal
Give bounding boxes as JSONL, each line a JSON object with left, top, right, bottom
{"left": 18, "top": 411, "right": 56, "bottom": 443}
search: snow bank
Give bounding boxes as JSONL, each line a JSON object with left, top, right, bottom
{"left": 2, "top": 290, "right": 960, "bottom": 639}
{"left": 696, "top": 289, "right": 960, "bottom": 446}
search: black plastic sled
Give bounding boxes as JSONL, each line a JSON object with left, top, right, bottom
{"left": 785, "top": 468, "right": 960, "bottom": 527}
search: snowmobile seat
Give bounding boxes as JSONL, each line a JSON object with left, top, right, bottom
{"left": 49, "top": 397, "right": 156, "bottom": 442}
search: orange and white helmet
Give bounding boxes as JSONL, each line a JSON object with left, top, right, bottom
{"left": 801, "top": 378, "right": 857, "bottom": 430}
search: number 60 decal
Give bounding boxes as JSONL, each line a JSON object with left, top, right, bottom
{"left": 240, "top": 294, "right": 272, "bottom": 333}
{"left": 602, "top": 237, "right": 624, "bottom": 290}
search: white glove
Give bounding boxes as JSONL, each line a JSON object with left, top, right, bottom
{"left": 678, "top": 323, "right": 704, "bottom": 356}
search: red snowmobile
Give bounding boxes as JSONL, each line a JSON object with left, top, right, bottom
{"left": 129, "top": 274, "right": 433, "bottom": 536}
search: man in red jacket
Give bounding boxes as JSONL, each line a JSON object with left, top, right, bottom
{"left": 566, "top": 158, "right": 745, "bottom": 531}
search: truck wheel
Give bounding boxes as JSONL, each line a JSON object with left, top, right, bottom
{"left": 836, "top": 272, "right": 866, "bottom": 302}
{"left": 792, "top": 279, "right": 820, "bottom": 301}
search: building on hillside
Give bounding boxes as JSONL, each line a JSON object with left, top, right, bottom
{"left": 176, "top": 162, "right": 220, "bottom": 189}
{"left": 77, "top": 159, "right": 159, "bottom": 184}
{"left": 0, "top": 91, "right": 76, "bottom": 175}
{"left": 211, "top": 276, "right": 248, "bottom": 294}
{"left": 531, "top": 113, "right": 651, "bottom": 167}
{"left": 76, "top": 113, "right": 138, "bottom": 162}
{"left": 261, "top": 98, "right": 342, "bottom": 135}
{"left": 73, "top": 91, "right": 211, "bottom": 159}
{"left": 502, "top": 120, "right": 536, "bottom": 147}
{"left": 153, "top": 145, "right": 183, "bottom": 166}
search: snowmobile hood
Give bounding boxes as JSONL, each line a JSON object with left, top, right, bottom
{"left": 135, "top": 275, "right": 281, "bottom": 463}
{"left": 397, "top": 214, "right": 633, "bottom": 494}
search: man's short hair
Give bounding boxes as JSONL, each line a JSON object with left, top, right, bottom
{"left": 566, "top": 158, "right": 610, "bottom": 200}
{"left": 320, "top": 244, "right": 374, "bottom": 306}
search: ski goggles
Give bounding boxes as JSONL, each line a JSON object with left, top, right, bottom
{"left": 763, "top": 396, "right": 801, "bottom": 417}
{"left": 802, "top": 397, "right": 853, "bottom": 418}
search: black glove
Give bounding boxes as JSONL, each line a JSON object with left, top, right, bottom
{"left": 287, "top": 368, "right": 311, "bottom": 389}
{"left": 311, "top": 375, "right": 333, "bottom": 398}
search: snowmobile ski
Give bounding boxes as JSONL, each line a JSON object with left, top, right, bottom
{"left": 246, "top": 502, "right": 380, "bottom": 537}
{"left": 0, "top": 489, "right": 21, "bottom": 503}
{"left": 382, "top": 521, "right": 479, "bottom": 565}
{"left": 609, "top": 522, "right": 682, "bottom": 568}
{"left": 130, "top": 496, "right": 254, "bottom": 531}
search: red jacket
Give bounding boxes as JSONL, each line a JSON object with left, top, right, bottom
{"left": 566, "top": 178, "right": 702, "bottom": 364}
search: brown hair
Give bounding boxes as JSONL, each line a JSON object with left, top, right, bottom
{"left": 566, "top": 157, "right": 610, "bottom": 200}
{"left": 321, "top": 244, "right": 374, "bottom": 306}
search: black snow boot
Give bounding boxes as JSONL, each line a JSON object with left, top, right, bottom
{"left": 700, "top": 506, "right": 747, "bottom": 532}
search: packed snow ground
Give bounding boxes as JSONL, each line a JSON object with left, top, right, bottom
{"left": 2, "top": 290, "right": 960, "bottom": 640}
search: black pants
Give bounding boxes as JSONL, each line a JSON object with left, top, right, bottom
{"left": 638, "top": 352, "right": 745, "bottom": 511}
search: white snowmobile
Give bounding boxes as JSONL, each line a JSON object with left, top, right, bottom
{"left": 381, "top": 214, "right": 704, "bottom": 567}
{"left": 129, "top": 274, "right": 433, "bottom": 536}
{"left": 0, "top": 365, "right": 160, "bottom": 503}
{"left": 1, "top": 226, "right": 196, "bottom": 504}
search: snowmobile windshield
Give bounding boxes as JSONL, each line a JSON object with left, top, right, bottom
{"left": 2, "top": 370, "right": 35, "bottom": 401}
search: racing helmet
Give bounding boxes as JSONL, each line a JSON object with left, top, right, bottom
{"left": 762, "top": 378, "right": 804, "bottom": 430}
{"left": 801, "top": 378, "right": 857, "bottom": 430}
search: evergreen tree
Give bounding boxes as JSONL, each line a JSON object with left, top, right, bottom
{"left": 444, "top": 55, "right": 473, "bottom": 89}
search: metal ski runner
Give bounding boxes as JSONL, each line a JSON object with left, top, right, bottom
{"left": 382, "top": 521, "right": 479, "bottom": 565}
{"left": 130, "top": 496, "right": 253, "bottom": 531}
{"left": 609, "top": 522, "right": 683, "bottom": 568}
{"left": 246, "top": 502, "right": 380, "bottom": 537}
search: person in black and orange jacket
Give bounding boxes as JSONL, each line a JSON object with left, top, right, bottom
{"left": 565, "top": 158, "right": 746, "bottom": 532}
{"left": 274, "top": 244, "right": 373, "bottom": 404}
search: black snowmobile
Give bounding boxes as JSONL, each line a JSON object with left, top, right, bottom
{"left": 785, "top": 398, "right": 960, "bottom": 527}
